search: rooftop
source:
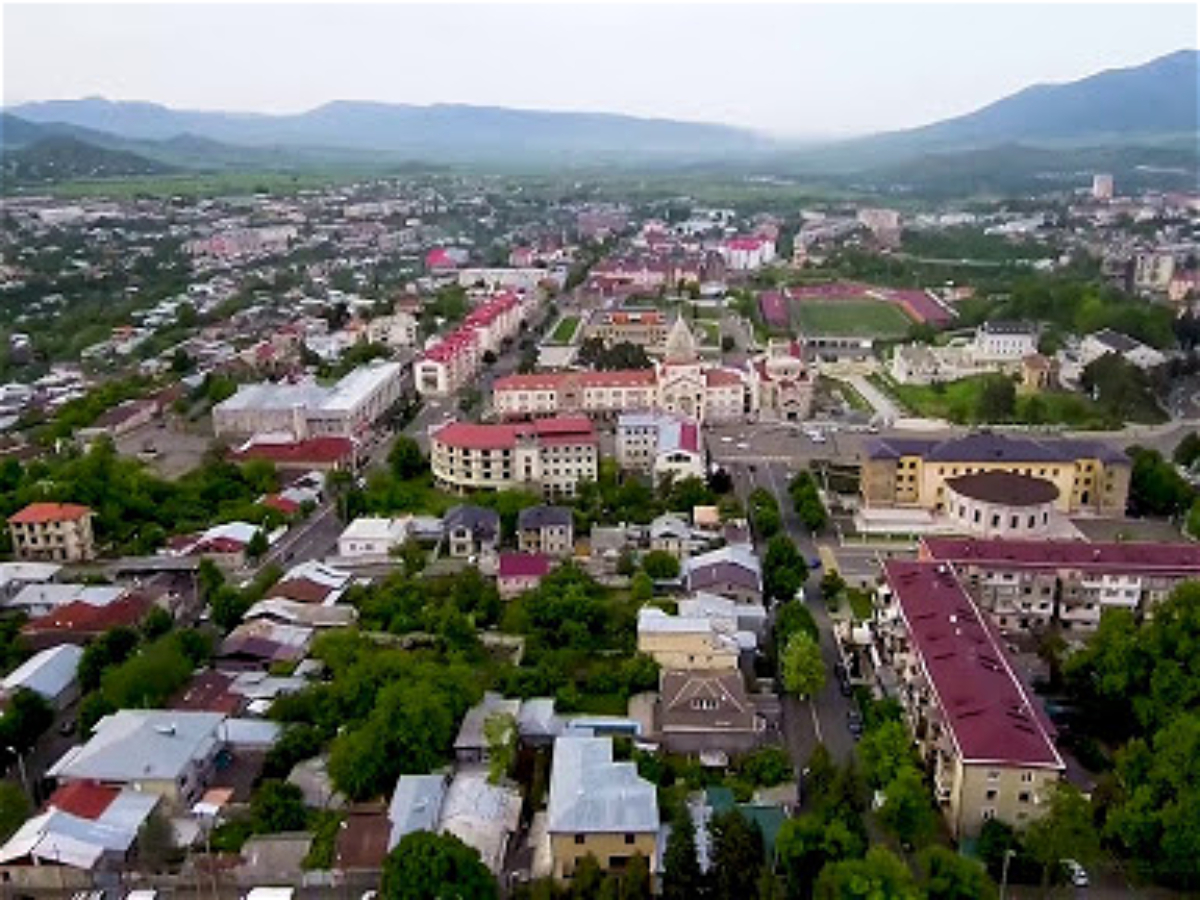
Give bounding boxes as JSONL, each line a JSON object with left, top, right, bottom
{"left": 865, "top": 432, "right": 1127, "bottom": 466}
{"left": 921, "top": 536, "right": 1200, "bottom": 574}
{"left": 946, "top": 471, "right": 1059, "bottom": 507}
{"left": 883, "top": 560, "right": 1062, "bottom": 770}
{"left": 547, "top": 736, "right": 658, "bottom": 834}
{"left": 387, "top": 774, "right": 447, "bottom": 850}
{"left": 9, "top": 502, "right": 92, "bottom": 525}
{"left": 48, "top": 710, "right": 226, "bottom": 783}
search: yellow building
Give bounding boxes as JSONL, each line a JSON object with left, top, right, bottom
{"left": 636, "top": 607, "right": 740, "bottom": 671}
{"left": 861, "top": 433, "right": 1130, "bottom": 516}
{"left": 8, "top": 503, "right": 95, "bottom": 562}
{"left": 874, "top": 561, "right": 1064, "bottom": 838}
{"left": 547, "top": 736, "right": 659, "bottom": 880}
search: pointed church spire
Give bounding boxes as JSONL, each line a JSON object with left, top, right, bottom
{"left": 663, "top": 315, "right": 697, "bottom": 364}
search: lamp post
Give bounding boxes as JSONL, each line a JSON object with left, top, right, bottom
{"left": 999, "top": 848, "right": 1017, "bottom": 900}
{"left": 6, "top": 747, "right": 28, "bottom": 803}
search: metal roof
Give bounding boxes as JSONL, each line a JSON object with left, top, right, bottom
{"left": 387, "top": 774, "right": 447, "bottom": 850}
{"left": 547, "top": 736, "right": 658, "bottom": 834}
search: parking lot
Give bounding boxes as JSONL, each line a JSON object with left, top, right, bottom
{"left": 114, "top": 419, "right": 213, "bottom": 478}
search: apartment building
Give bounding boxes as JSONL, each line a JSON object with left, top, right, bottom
{"left": 493, "top": 370, "right": 658, "bottom": 420}
{"left": 429, "top": 417, "right": 598, "bottom": 499}
{"left": 415, "top": 292, "right": 526, "bottom": 398}
{"left": 582, "top": 308, "right": 673, "bottom": 349}
{"left": 8, "top": 503, "right": 96, "bottom": 563}
{"left": 861, "top": 433, "right": 1130, "bottom": 515}
{"left": 615, "top": 413, "right": 704, "bottom": 483}
{"left": 636, "top": 607, "right": 741, "bottom": 671}
{"left": 874, "top": 561, "right": 1064, "bottom": 838}
{"left": 974, "top": 321, "right": 1038, "bottom": 359}
{"left": 919, "top": 536, "right": 1200, "bottom": 631}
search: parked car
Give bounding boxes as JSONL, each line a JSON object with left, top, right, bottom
{"left": 846, "top": 708, "right": 863, "bottom": 737}
{"left": 1061, "top": 859, "right": 1088, "bottom": 888}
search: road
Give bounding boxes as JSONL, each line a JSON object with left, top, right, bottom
{"left": 723, "top": 455, "right": 859, "bottom": 771}
{"left": 258, "top": 503, "right": 342, "bottom": 571}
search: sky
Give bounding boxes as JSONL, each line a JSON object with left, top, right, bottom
{"left": 2, "top": 2, "right": 1196, "bottom": 137}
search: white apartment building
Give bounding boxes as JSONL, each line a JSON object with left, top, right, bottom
{"left": 974, "top": 321, "right": 1038, "bottom": 359}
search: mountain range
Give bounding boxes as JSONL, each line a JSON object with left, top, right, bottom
{"left": 1, "top": 49, "right": 1196, "bottom": 188}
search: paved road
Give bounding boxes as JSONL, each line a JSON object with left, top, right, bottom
{"left": 726, "top": 458, "right": 858, "bottom": 772}
{"left": 845, "top": 374, "right": 902, "bottom": 424}
{"left": 259, "top": 503, "right": 342, "bottom": 571}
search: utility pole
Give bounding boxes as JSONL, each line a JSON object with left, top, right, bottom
{"left": 999, "top": 848, "right": 1016, "bottom": 900}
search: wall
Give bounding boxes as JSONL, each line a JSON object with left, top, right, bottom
{"left": 550, "top": 831, "right": 657, "bottom": 880}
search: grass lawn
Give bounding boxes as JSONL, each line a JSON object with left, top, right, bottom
{"left": 847, "top": 588, "right": 874, "bottom": 622}
{"left": 550, "top": 316, "right": 580, "bottom": 344}
{"left": 875, "top": 373, "right": 1133, "bottom": 428}
{"left": 697, "top": 321, "right": 720, "bottom": 346}
{"left": 820, "top": 376, "right": 872, "bottom": 413}
{"left": 793, "top": 299, "right": 913, "bottom": 338}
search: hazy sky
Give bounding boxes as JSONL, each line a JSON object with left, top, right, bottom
{"left": 3, "top": 3, "right": 1196, "bottom": 136}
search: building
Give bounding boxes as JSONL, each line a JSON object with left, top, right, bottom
{"left": 497, "top": 552, "right": 553, "bottom": 599}
{"left": 656, "top": 669, "right": 767, "bottom": 755}
{"left": 47, "top": 710, "right": 227, "bottom": 810}
{"left": 454, "top": 693, "right": 523, "bottom": 765}
{"left": 648, "top": 514, "right": 693, "bottom": 560}
{"left": 547, "top": 736, "right": 658, "bottom": 880}
{"left": 615, "top": 413, "right": 705, "bottom": 483}
{"left": 444, "top": 505, "right": 501, "bottom": 559}
{"left": 8, "top": 503, "right": 95, "bottom": 563}
{"left": 1, "top": 644, "right": 83, "bottom": 710}
{"left": 228, "top": 435, "right": 359, "bottom": 472}
{"left": 387, "top": 774, "right": 447, "bottom": 850}
{"left": 719, "top": 236, "right": 776, "bottom": 271}
{"left": 1132, "top": 252, "right": 1176, "bottom": 294}
{"left": 337, "top": 517, "right": 410, "bottom": 560}
{"left": 517, "top": 506, "right": 574, "bottom": 557}
{"left": 874, "top": 561, "right": 1064, "bottom": 838}
{"left": 415, "top": 293, "right": 525, "bottom": 398}
{"left": 920, "top": 536, "right": 1200, "bottom": 632}
{"left": 637, "top": 607, "right": 741, "bottom": 671}
{"left": 366, "top": 310, "right": 419, "bottom": 348}
{"left": 213, "top": 360, "right": 403, "bottom": 440}
{"left": 1078, "top": 329, "right": 1166, "bottom": 372}
{"left": 974, "top": 321, "right": 1038, "bottom": 360}
{"left": 582, "top": 309, "right": 673, "bottom": 349}
{"left": 430, "top": 417, "right": 599, "bottom": 499}
{"left": 860, "top": 433, "right": 1131, "bottom": 516}
{"left": 1092, "top": 173, "right": 1114, "bottom": 201}
{"left": 943, "top": 472, "right": 1060, "bottom": 540}
{"left": 748, "top": 340, "right": 814, "bottom": 422}
{"left": 684, "top": 545, "right": 763, "bottom": 604}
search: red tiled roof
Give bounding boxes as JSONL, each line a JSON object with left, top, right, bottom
{"left": 493, "top": 370, "right": 656, "bottom": 392}
{"left": 23, "top": 591, "right": 153, "bottom": 637}
{"left": 884, "top": 560, "right": 1062, "bottom": 769}
{"left": 171, "top": 670, "right": 242, "bottom": 714}
{"left": 262, "top": 494, "right": 301, "bottom": 516}
{"left": 48, "top": 782, "right": 119, "bottom": 820}
{"left": 499, "top": 552, "right": 552, "bottom": 579}
{"left": 433, "top": 416, "right": 596, "bottom": 451}
{"left": 705, "top": 368, "right": 744, "bottom": 387}
{"left": 267, "top": 577, "right": 334, "bottom": 604}
{"left": 921, "top": 536, "right": 1200, "bottom": 575}
{"left": 9, "top": 502, "right": 92, "bottom": 525}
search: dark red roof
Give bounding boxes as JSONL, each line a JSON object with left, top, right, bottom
{"left": 921, "top": 536, "right": 1200, "bottom": 576}
{"left": 48, "top": 782, "right": 119, "bottom": 820}
{"left": 266, "top": 577, "right": 333, "bottom": 604}
{"left": 433, "top": 416, "right": 596, "bottom": 451}
{"left": 499, "top": 552, "right": 552, "bottom": 579}
{"left": 22, "top": 591, "right": 153, "bottom": 638}
{"left": 231, "top": 436, "right": 355, "bottom": 467}
{"left": 262, "top": 494, "right": 301, "bottom": 516}
{"left": 883, "top": 560, "right": 1062, "bottom": 769}
{"left": 170, "top": 670, "right": 243, "bottom": 714}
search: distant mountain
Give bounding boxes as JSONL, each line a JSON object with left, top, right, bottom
{"left": 2, "top": 135, "right": 176, "bottom": 183}
{"left": 7, "top": 97, "right": 769, "bottom": 162}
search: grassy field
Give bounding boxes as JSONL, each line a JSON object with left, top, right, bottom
{"left": 16, "top": 169, "right": 366, "bottom": 200}
{"left": 696, "top": 321, "right": 720, "bottom": 346}
{"left": 550, "top": 316, "right": 580, "bottom": 343}
{"left": 793, "top": 299, "right": 913, "bottom": 338}
{"left": 876, "top": 373, "right": 1135, "bottom": 429}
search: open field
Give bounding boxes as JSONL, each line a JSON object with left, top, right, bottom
{"left": 792, "top": 299, "right": 913, "bottom": 337}
{"left": 15, "top": 169, "right": 368, "bottom": 199}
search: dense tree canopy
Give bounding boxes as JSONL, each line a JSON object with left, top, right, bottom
{"left": 381, "top": 831, "right": 496, "bottom": 900}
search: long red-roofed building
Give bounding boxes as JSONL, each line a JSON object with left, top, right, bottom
{"left": 429, "top": 416, "right": 598, "bottom": 499}
{"left": 876, "top": 560, "right": 1063, "bottom": 838}
{"left": 919, "top": 536, "right": 1200, "bottom": 632}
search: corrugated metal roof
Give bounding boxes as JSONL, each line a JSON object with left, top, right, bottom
{"left": 547, "top": 736, "right": 657, "bottom": 834}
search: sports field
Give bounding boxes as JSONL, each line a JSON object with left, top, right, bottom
{"left": 792, "top": 299, "right": 913, "bottom": 338}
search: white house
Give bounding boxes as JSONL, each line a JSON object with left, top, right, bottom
{"left": 337, "top": 517, "right": 411, "bottom": 560}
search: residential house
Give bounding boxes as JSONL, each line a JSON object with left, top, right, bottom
{"left": 637, "top": 607, "right": 741, "bottom": 671}
{"left": 656, "top": 669, "right": 768, "bottom": 755}
{"left": 265, "top": 561, "right": 353, "bottom": 606}
{"left": 517, "top": 506, "right": 574, "bottom": 558}
{"left": 1, "top": 644, "right": 83, "bottom": 710}
{"left": 387, "top": 774, "right": 447, "bottom": 850}
{"left": 1078, "top": 329, "right": 1166, "bottom": 372}
{"left": 47, "top": 710, "right": 227, "bottom": 811}
{"left": 497, "top": 552, "right": 552, "bottom": 599}
{"left": 337, "top": 517, "right": 410, "bottom": 561}
{"left": 684, "top": 545, "right": 763, "bottom": 604}
{"left": 547, "top": 736, "right": 658, "bottom": 880}
{"left": 444, "top": 505, "right": 500, "bottom": 559}
{"left": 649, "top": 514, "right": 693, "bottom": 560}
{"left": 8, "top": 503, "right": 95, "bottom": 563}
{"left": 454, "top": 693, "right": 522, "bottom": 766}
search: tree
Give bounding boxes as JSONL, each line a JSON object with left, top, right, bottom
{"left": 709, "top": 809, "right": 763, "bottom": 900}
{"left": 381, "top": 831, "right": 496, "bottom": 900}
{"left": 857, "top": 719, "right": 914, "bottom": 789}
{"left": 662, "top": 810, "right": 705, "bottom": 900}
{"left": 484, "top": 713, "right": 516, "bottom": 785}
{"left": 251, "top": 780, "right": 308, "bottom": 833}
{"left": 140, "top": 606, "right": 173, "bottom": 640}
{"left": 777, "top": 813, "right": 863, "bottom": 900}
{"left": 1174, "top": 432, "right": 1200, "bottom": 469}
{"left": 917, "top": 846, "right": 998, "bottom": 900}
{"left": 0, "top": 689, "right": 52, "bottom": 755}
{"left": 642, "top": 550, "right": 681, "bottom": 580}
{"left": 877, "top": 765, "right": 938, "bottom": 848}
{"left": 246, "top": 528, "right": 269, "bottom": 562}
{"left": 136, "top": 808, "right": 179, "bottom": 871}
{"left": 630, "top": 571, "right": 654, "bottom": 602}
{"left": 775, "top": 601, "right": 819, "bottom": 647}
{"left": 622, "top": 854, "right": 653, "bottom": 900}
{"left": 814, "top": 847, "right": 921, "bottom": 900}
{"left": 721, "top": 334, "right": 736, "bottom": 353}
{"left": 211, "top": 585, "right": 252, "bottom": 632}
{"left": 571, "top": 855, "right": 605, "bottom": 899}
{"left": 976, "top": 374, "right": 1016, "bottom": 422}
{"left": 764, "top": 533, "right": 807, "bottom": 602}
{"left": 389, "top": 435, "right": 428, "bottom": 480}
{"left": 1126, "top": 446, "right": 1196, "bottom": 517}
{"left": 820, "top": 571, "right": 846, "bottom": 604}
{"left": 1024, "top": 783, "right": 1100, "bottom": 891}
{"left": 781, "top": 632, "right": 826, "bottom": 698}
{"left": 0, "top": 781, "right": 29, "bottom": 843}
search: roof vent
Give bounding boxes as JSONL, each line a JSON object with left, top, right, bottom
{"left": 154, "top": 724, "right": 176, "bottom": 736}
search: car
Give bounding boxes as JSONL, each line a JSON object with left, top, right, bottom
{"left": 1061, "top": 859, "right": 1088, "bottom": 887}
{"left": 720, "top": 436, "right": 733, "bottom": 444}
{"left": 736, "top": 442, "right": 749, "bottom": 450}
